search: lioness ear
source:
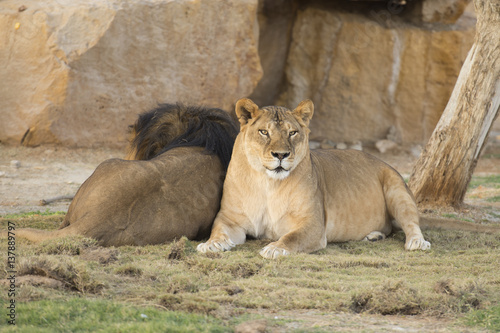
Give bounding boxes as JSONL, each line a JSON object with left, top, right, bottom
{"left": 293, "top": 99, "right": 314, "bottom": 126}
{"left": 235, "top": 98, "right": 260, "bottom": 126}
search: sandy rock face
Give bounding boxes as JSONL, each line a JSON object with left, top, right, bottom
{"left": 279, "top": 6, "right": 475, "bottom": 144}
{"left": 0, "top": 0, "right": 480, "bottom": 147}
{"left": 0, "top": 0, "right": 262, "bottom": 147}
{"left": 419, "top": 0, "right": 471, "bottom": 24}
{"left": 249, "top": 0, "right": 295, "bottom": 107}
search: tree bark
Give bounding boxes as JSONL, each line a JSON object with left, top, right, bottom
{"left": 408, "top": 0, "right": 500, "bottom": 208}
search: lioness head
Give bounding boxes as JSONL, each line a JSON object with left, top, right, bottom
{"left": 235, "top": 98, "right": 314, "bottom": 180}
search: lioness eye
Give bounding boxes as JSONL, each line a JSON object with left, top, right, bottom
{"left": 289, "top": 131, "right": 298, "bottom": 137}
{"left": 259, "top": 130, "right": 268, "bottom": 136}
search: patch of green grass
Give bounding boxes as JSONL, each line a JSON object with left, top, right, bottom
{"left": 2, "top": 209, "right": 66, "bottom": 219}
{"left": 481, "top": 154, "right": 500, "bottom": 159}
{"left": 0, "top": 214, "right": 64, "bottom": 231}
{"left": 488, "top": 211, "right": 500, "bottom": 219}
{"left": 486, "top": 196, "right": 500, "bottom": 203}
{"left": 465, "top": 305, "right": 500, "bottom": 331}
{"left": 468, "top": 175, "right": 500, "bottom": 189}
{"left": 440, "top": 213, "right": 474, "bottom": 223}
{"left": 0, "top": 298, "right": 230, "bottom": 332}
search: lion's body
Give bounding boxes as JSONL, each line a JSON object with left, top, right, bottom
{"left": 17, "top": 104, "right": 238, "bottom": 246}
{"left": 54, "top": 148, "right": 223, "bottom": 245}
{"left": 198, "top": 99, "right": 431, "bottom": 258}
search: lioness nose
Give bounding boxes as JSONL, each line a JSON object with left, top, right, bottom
{"left": 271, "top": 152, "right": 290, "bottom": 161}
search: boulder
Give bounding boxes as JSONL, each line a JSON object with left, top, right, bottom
{"left": 418, "top": 0, "right": 472, "bottom": 24}
{"left": 278, "top": 5, "right": 475, "bottom": 144}
{"left": 0, "top": 0, "right": 262, "bottom": 147}
{"left": 375, "top": 139, "right": 398, "bottom": 154}
{"left": 249, "top": 0, "right": 296, "bottom": 107}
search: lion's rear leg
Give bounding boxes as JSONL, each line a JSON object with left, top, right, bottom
{"left": 383, "top": 170, "right": 431, "bottom": 251}
{"left": 363, "top": 231, "right": 386, "bottom": 242}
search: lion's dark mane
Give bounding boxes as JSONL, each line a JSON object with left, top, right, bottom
{"left": 129, "top": 104, "right": 238, "bottom": 170}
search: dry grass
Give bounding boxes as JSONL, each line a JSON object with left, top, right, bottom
{"left": 1, "top": 216, "right": 499, "bottom": 331}
{"left": 36, "top": 236, "right": 97, "bottom": 255}
{"left": 14, "top": 255, "right": 105, "bottom": 293}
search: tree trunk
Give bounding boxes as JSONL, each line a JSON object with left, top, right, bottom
{"left": 408, "top": 0, "right": 500, "bottom": 208}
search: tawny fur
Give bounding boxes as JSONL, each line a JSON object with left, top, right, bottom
{"left": 15, "top": 104, "right": 238, "bottom": 246}
{"left": 198, "top": 99, "right": 431, "bottom": 259}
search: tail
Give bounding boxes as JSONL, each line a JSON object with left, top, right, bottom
{"left": 420, "top": 216, "right": 500, "bottom": 233}
{"left": 13, "top": 225, "right": 79, "bottom": 243}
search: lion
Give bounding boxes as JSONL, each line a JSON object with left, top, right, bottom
{"left": 15, "top": 104, "right": 238, "bottom": 246}
{"left": 197, "top": 98, "right": 432, "bottom": 259}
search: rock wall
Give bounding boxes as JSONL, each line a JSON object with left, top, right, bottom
{"left": 276, "top": 1, "right": 475, "bottom": 144}
{"left": 249, "top": 0, "right": 296, "bottom": 106}
{"left": 0, "top": 0, "right": 478, "bottom": 147}
{"left": 0, "top": 0, "right": 262, "bottom": 147}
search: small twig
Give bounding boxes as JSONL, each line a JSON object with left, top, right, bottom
{"left": 39, "top": 195, "right": 75, "bottom": 206}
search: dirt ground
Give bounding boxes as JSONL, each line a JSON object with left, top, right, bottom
{"left": 242, "top": 309, "right": 458, "bottom": 332}
{"left": 1, "top": 142, "right": 499, "bottom": 216}
{"left": 0, "top": 145, "right": 124, "bottom": 215}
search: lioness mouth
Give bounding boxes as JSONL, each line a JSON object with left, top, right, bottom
{"left": 271, "top": 166, "right": 287, "bottom": 173}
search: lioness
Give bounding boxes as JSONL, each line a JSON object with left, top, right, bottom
{"left": 197, "top": 98, "right": 431, "bottom": 259}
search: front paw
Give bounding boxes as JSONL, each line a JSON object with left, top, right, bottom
{"left": 260, "top": 243, "right": 290, "bottom": 259}
{"left": 405, "top": 236, "right": 431, "bottom": 251}
{"left": 197, "top": 238, "right": 235, "bottom": 253}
